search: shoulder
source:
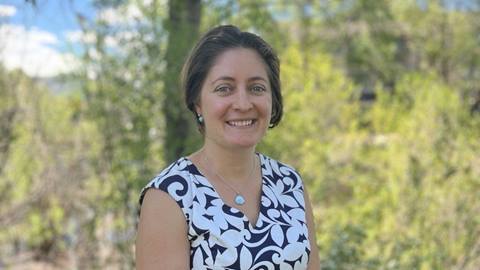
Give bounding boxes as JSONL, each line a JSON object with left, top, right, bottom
{"left": 139, "top": 157, "right": 198, "bottom": 210}
{"left": 259, "top": 153, "right": 304, "bottom": 190}
{"left": 136, "top": 166, "right": 191, "bottom": 269}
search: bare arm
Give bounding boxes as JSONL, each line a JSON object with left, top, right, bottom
{"left": 305, "top": 188, "right": 321, "bottom": 270}
{"left": 136, "top": 189, "right": 190, "bottom": 270}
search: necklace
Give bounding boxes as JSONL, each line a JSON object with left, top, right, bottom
{"left": 202, "top": 152, "right": 256, "bottom": 206}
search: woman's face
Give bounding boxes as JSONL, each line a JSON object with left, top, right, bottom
{"left": 196, "top": 48, "right": 272, "bottom": 150}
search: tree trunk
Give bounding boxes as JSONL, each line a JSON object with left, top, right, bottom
{"left": 163, "top": 0, "right": 201, "bottom": 163}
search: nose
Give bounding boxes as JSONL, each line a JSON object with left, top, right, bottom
{"left": 232, "top": 87, "right": 253, "bottom": 111}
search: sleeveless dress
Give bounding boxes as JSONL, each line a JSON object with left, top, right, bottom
{"left": 139, "top": 153, "right": 311, "bottom": 270}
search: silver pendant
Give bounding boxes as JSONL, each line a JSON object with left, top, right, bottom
{"left": 234, "top": 194, "right": 245, "bottom": 205}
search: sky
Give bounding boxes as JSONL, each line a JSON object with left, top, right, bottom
{"left": 1, "top": 0, "right": 477, "bottom": 78}
{"left": 0, "top": 1, "right": 95, "bottom": 78}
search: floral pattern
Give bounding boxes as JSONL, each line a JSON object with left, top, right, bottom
{"left": 139, "top": 153, "right": 311, "bottom": 270}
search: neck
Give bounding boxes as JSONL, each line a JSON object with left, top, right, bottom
{"left": 200, "top": 142, "right": 257, "bottom": 182}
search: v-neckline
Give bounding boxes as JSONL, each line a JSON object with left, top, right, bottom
{"left": 184, "top": 153, "right": 266, "bottom": 229}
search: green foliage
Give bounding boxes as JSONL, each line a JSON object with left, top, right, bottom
{"left": 261, "top": 45, "right": 359, "bottom": 203}
{"left": 26, "top": 198, "right": 65, "bottom": 252}
{"left": 262, "top": 47, "right": 480, "bottom": 267}
{"left": 0, "top": 69, "right": 100, "bottom": 262}
{"left": 2, "top": 0, "right": 480, "bottom": 268}
{"left": 321, "top": 224, "right": 379, "bottom": 270}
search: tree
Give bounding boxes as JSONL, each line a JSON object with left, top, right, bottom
{"left": 163, "top": 0, "right": 202, "bottom": 163}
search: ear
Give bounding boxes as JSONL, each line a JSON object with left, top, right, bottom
{"left": 195, "top": 103, "right": 202, "bottom": 116}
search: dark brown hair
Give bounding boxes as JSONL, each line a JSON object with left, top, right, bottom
{"left": 181, "top": 25, "right": 283, "bottom": 130}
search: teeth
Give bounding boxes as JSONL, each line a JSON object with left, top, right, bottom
{"left": 228, "top": 120, "right": 253, "bottom": 127}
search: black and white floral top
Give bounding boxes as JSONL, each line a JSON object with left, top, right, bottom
{"left": 139, "top": 153, "right": 311, "bottom": 270}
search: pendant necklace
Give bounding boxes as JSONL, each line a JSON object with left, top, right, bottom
{"left": 202, "top": 153, "right": 256, "bottom": 206}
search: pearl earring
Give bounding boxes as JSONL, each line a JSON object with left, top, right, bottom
{"left": 197, "top": 114, "right": 204, "bottom": 124}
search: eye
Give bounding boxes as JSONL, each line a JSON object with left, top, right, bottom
{"left": 250, "top": 84, "right": 266, "bottom": 94}
{"left": 214, "top": 84, "right": 233, "bottom": 95}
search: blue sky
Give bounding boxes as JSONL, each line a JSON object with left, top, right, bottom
{"left": 1, "top": 0, "right": 478, "bottom": 77}
{"left": 0, "top": 1, "right": 95, "bottom": 77}
{"left": 0, "top": 0, "right": 151, "bottom": 77}
{"left": 4, "top": 1, "right": 95, "bottom": 49}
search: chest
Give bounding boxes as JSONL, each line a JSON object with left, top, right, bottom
{"left": 209, "top": 171, "right": 263, "bottom": 226}
{"left": 187, "top": 177, "right": 311, "bottom": 269}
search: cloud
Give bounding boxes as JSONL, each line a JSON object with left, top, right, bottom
{"left": 97, "top": 4, "right": 143, "bottom": 26}
{"left": 0, "top": 4, "right": 16, "bottom": 17}
{"left": 66, "top": 30, "right": 96, "bottom": 44}
{"left": 0, "top": 24, "right": 78, "bottom": 78}
{"left": 65, "top": 30, "right": 119, "bottom": 48}
{"left": 94, "top": 1, "right": 168, "bottom": 26}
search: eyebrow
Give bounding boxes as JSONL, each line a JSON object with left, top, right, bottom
{"left": 211, "top": 76, "right": 268, "bottom": 85}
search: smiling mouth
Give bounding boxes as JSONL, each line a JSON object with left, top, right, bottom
{"left": 226, "top": 119, "right": 256, "bottom": 127}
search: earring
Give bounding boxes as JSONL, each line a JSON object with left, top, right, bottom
{"left": 197, "top": 114, "right": 204, "bottom": 124}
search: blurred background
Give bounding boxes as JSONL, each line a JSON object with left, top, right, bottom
{"left": 0, "top": 0, "right": 479, "bottom": 269}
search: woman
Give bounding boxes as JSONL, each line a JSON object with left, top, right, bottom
{"left": 136, "top": 25, "right": 320, "bottom": 270}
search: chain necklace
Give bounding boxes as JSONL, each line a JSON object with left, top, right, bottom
{"left": 202, "top": 152, "right": 256, "bottom": 206}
